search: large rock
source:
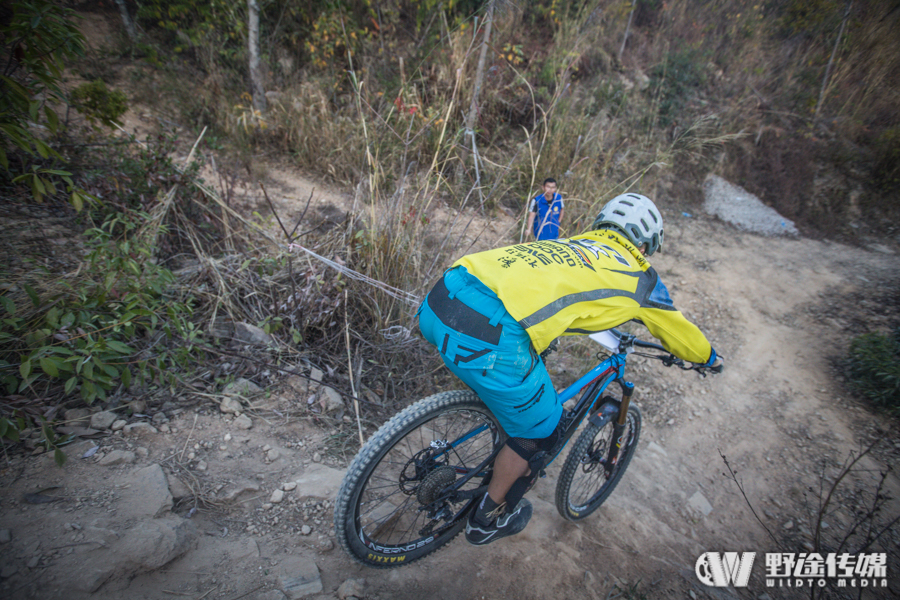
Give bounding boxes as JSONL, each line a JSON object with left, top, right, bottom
{"left": 119, "top": 518, "right": 195, "bottom": 569}
{"left": 234, "top": 322, "right": 273, "bottom": 346}
{"left": 120, "top": 464, "right": 173, "bottom": 518}
{"left": 688, "top": 490, "right": 713, "bottom": 516}
{"left": 220, "top": 480, "right": 261, "bottom": 503}
{"left": 71, "top": 516, "right": 196, "bottom": 592}
{"left": 208, "top": 319, "right": 234, "bottom": 339}
{"left": 285, "top": 367, "right": 323, "bottom": 398}
{"left": 223, "top": 378, "right": 262, "bottom": 398}
{"left": 319, "top": 387, "right": 343, "bottom": 413}
{"left": 292, "top": 464, "right": 345, "bottom": 500}
{"left": 166, "top": 472, "right": 193, "bottom": 501}
{"left": 278, "top": 557, "right": 322, "bottom": 599}
{"left": 98, "top": 450, "right": 136, "bottom": 466}
{"left": 57, "top": 426, "right": 101, "bottom": 437}
{"left": 285, "top": 374, "right": 309, "bottom": 394}
{"left": 228, "top": 537, "right": 260, "bottom": 561}
{"left": 220, "top": 396, "right": 244, "bottom": 414}
{"left": 64, "top": 408, "right": 92, "bottom": 426}
{"left": 123, "top": 422, "right": 158, "bottom": 436}
{"left": 90, "top": 411, "right": 118, "bottom": 430}
{"left": 337, "top": 578, "right": 366, "bottom": 600}
{"left": 702, "top": 174, "right": 798, "bottom": 237}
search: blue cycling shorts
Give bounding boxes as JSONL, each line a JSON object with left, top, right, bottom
{"left": 417, "top": 267, "right": 562, "bottom": 439}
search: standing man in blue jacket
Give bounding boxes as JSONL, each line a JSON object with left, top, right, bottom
{"left": 526, "top": 178, "right": 565, "bottom": 240}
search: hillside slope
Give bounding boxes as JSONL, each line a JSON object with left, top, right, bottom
{"left": 1, "top": 178, "right": 897, "bottom": 599}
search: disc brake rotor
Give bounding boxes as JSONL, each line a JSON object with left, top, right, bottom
{"left": 581, "top": 441, "right": 607, "bottom": 473}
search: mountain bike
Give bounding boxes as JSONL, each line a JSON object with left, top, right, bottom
{"left": 333, "top": 329, "right": 719, "bottom": 568}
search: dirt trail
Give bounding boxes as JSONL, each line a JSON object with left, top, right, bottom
{"left": 3, "top": 159, "right": 898, "bottom": 600}
{"left": 2, "top": 8, "right": 897, "bottom": 600}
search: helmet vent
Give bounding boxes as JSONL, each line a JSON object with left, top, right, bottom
{"left": 590, "top": 193, "right": 663, "bottom": 256}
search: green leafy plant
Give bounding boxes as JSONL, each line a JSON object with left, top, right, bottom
{"left": 137, "top": 0, "right": 247, "bottom": 56}
{"left": 1, "top": 211, "right": 197, "bottom": 401}
{"left": 0, "top": 416, "right": 22, "bottom": 444}
{"left": 648, "top": 48, "right": 708, "bottom": 127}
{"left": 777, "top": 0, "right": 842, "bottom": 39}
{"left": 871, "top": 126, "right": 900, "bottom": 193}
{"left": 305, "top": 8, "right": 366, "bottom": 70}
{"left": 71, "top": 80, "right": 129, "bottom": 128}
{"left": 0, "top": 0, "right": 89, "bottom": 209}
{"left": 846, "top": 329, "right": 900, "bottom": 414}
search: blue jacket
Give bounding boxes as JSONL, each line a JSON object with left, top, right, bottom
{"left": 529, "top": 193, "right": 564, "bottom": 239}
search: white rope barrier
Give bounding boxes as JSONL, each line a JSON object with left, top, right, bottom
{"left": 288, "top": 243, "right": 422, "bottom": 307}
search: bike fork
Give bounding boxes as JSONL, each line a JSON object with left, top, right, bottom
{"left": 606, "top": 382, "right": 634, "bottom": 469}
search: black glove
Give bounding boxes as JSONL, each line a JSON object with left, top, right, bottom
{"left": 539, "top": 339, "right": 559, "bottom": 360}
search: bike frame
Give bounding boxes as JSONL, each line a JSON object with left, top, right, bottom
{"left": 429, "top": 341, "right": 643, "bottom": 508}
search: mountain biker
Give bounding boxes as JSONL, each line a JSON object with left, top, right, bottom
{"left": 416, "top": 193, "right": 723, "bottom": 545}
{"left": 526, "top": 178, "right": 565, "bottom": 240}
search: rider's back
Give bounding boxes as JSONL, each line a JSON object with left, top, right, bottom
{"left": 453, "top": 229, "right": 712, "bottom": 363}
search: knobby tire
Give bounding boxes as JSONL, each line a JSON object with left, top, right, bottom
{"left": 334, "top": 390, "right": 504, "bottom": 568}
{"left": 554, "top": 404, "right": 642, "bottom": 521}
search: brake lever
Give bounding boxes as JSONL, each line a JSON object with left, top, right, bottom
{"left": 660, "top": 354, "right": 684, "bottom": 368}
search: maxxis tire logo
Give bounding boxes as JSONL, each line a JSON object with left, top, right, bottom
{"left": 695, "top": 552, "right": 756, "bottom": 587}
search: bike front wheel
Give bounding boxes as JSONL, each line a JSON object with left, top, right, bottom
{"left": 555, "top": 403, "right": 642, "bottom": 521}
{"left": 334, "top": 390, "right": 504, "bottom": 568}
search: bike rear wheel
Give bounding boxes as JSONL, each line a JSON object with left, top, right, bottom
{"left": 334, "top": 390, "right": 504, "bottom": 568}
{"left": 555, "top": 403, "right": 642, "bottom": 521}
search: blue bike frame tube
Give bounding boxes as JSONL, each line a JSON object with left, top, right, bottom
{"left": 545, "top": 354, "right": 627, "bottom": 466}
{"left": 558, "top": 353, "right": 626, "bottom": 404}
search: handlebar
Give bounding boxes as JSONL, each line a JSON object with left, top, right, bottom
{"left": 608, "top": 329, "right": 722, "bottom": 377}
{"left": 542, "top": 329, "right": 722, "bottom": 377}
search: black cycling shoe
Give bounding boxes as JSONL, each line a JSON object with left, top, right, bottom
{"left": 464, "top": 499, "right": 533, "bottom": 545}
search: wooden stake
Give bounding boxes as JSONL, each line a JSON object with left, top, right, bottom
{"left": 345, "top": 290, "right": 364, "bottom": 447}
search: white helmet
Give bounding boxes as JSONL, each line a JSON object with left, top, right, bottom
{"left": 591, "top": 193, "right": 664, "bottom": 256}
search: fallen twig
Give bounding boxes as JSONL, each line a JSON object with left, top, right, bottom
{"left": 180, "top": 414, "right": 199, "bottom": 463}
{"left": 346, "top": 289, "right": 364, "bottom": 447}
{"left": 224, "top": 584, "right": 266, "bottom": 600}
{"left": 196, "top": 586, "right": 219, "bottom": 600}
{"left": 719, "top": 449, "right": 783, "bottom": 549}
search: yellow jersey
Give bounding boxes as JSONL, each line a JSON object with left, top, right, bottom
{"left": 453, "top": 229, "right": 713, "bottom": 363}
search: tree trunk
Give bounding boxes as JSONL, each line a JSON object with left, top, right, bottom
{"left": 618, "top": 0, "right": 637, "bottom": 64}
{"left": 248, "top": 0, "right": 266, "bottom": 113}
{"left": 814, "top": 0, "right": 853, "bottom": 125}
{"left": 114, "top": 0, "right": 137, "bottom": 43}
{"left": 459, "top": 2, "right": 494, "bottom": 193}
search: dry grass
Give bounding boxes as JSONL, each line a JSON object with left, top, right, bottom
{"left": 233, "top": 2, "right": 760, "bottom": 250}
